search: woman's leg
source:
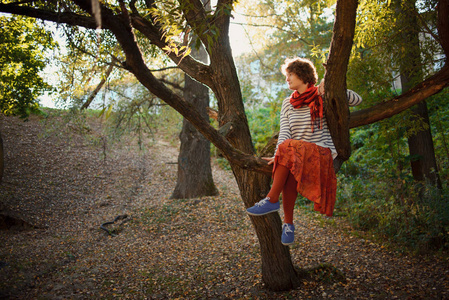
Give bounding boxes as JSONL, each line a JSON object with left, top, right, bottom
{"left": 282, "top": 172, "right": 298, "bottom": 224}
{"left": 266, "top": 164, "right": 291, "bottom": 203}
{"left": 246, "top": 163, "right": 291, "bottom": 216}
{"left": 280, "top": 172, "right": 298, "bottom": 245}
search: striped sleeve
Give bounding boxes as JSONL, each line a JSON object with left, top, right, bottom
{"left": 274, "top": 98, "right": 292, "bottom": 155}
{"left": 347, "top": 89, "right": 363, "bottom": 106}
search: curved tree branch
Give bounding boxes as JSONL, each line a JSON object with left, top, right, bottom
{"left": 0, "top": 3, "right": 97, "bottom": 28}
{"left": 129, "top": 14, "right": 214, "bottom": 87}
{"left": 351, "top": 0, "right": 449, "bottom": 129}
{"left": 350, "top": 64, "right": 449, "bottom": 128}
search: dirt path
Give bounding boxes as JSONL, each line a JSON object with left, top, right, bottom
{"left": 0, "top": 114, "right": 448, "bottom": 299}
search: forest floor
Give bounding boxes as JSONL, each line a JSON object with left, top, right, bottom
{"left": 0, "top": 112, "right": 448, "bottom": 300}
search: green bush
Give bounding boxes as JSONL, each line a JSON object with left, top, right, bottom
{"left": 337, "top": 171, "right": 449, "bottom": 253}
{"left": 246, "top": 104, "right": 280, "bottom": 153}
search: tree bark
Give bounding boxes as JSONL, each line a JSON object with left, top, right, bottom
{"left": 0, "top": 131, "right": 3, "bottom": 183}
{"left": 324, "top": 0, "right": 358, "bottom": 161}
{"left": 407, "top": 101, "right": 442, "bottom": 188}
{"left": 171, "top": 0, "right": 218, "bottom": 199}
{"left": 395, "top": 0, "right": 442, "bottom": 188}
{"left": 171, "top": 55, "right": 218, "bottom": 198}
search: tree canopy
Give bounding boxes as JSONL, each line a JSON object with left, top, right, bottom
{"left": 0, "top": 15, "right": 56, "bottom": 118}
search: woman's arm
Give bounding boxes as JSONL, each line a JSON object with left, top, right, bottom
{"left": 347, "top": 90, "right": 363, "bottom": 106}
{"left": 262, "top": 157, "right": 275, "bottom": 165}
{"left": 273, "top": 98, "right": 292, "bottom": 156}
{"left": 318, "top": 79, "right": 362, "bottom": 107}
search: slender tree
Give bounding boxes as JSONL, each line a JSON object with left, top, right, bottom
{"left": 80, "top": 63, "right": 114, "bottom": 110}
{"left": 394, "top": 0, "right": 442, "bottom": 188}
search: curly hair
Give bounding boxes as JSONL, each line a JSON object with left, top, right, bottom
{"left": 281, "top": 57, "right": 318, "bottom": 86}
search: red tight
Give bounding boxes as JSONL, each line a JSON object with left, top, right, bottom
{"left": 267, "top": 164, "right": 298, "bottom": 224}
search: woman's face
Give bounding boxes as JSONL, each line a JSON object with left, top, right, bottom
{"left": 285, "top": 72, "right": 308, "bottom": 93}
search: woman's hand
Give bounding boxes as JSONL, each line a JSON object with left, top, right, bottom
{"left": 262, "top": 157, "right": 275, "bottom": 165}
{"left": 318, "top": 79, "right": 325, "bottom": 95}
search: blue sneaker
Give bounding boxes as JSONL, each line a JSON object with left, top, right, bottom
{"left": 246, "top": 197, "right": 280, "bottom": 216}
{"left": 281, "top": 223, "right": 295, "bottom": 245}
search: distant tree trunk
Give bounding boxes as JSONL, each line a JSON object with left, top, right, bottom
{"left": 396, "top": 0, "right": 442, "bottom": 188}
{"left": 407, "top": 101, "right": 442, "bottom": 188}
{"left": 170, "top": 74, "right": 218, "bottom": 198}
{"left": 171, "top": 18, "right": 218, "bottom": 199}
{"left": 0, "top": 131, "right": 3, "bottom": 183}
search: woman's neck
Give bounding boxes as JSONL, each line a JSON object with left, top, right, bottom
{"left": 296, "top": 84, "right": 308, "bottom": 94}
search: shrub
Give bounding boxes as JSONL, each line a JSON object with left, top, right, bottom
{"left": 337, "top": 172, "right": 449, "bottom": 253}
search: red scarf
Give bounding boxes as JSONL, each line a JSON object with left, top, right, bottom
{"left": 289, "top": 83, "right": 323, "bottom": 132}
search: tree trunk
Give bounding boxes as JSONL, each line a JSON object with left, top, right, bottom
{"left": 407, "top": 101, "right": 442, "bottom": 188}
{"left": 324, "top": 0, "right": 358, "bottom": 162}
{"left": 207, "top": 35, "right": 300, "bottom": 290}
{"left": 171, "top": 74, "right": 219, "bottom": 198}
{"left": 232, "top": 166, "right": 300, "bottom": 290}
{"left": 396, "top": 0, "right": 442, "bottom": 188}
{"left": 0, "top": 130, "right": 3, "bottom": 183}
{"left": 171, "top": 3, "right": 219, "bottom": 199}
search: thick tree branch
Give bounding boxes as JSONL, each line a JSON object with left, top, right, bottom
{"left": 129, "top": 14, "right": 214, "bottom": 87}
{"left": 80, "top": 0, "right": 269, "bottom": 173}
{"left": 0, "top": 3, "right": 97, "bottom": 28}
{"left": 350, "top": 64, "right": 449, "bottom": 128}
{"left": 324, "top": 0, "right": 358, "bottom": 161}
{"left": 213, "top": 0, "right": 234, "bottom": 41}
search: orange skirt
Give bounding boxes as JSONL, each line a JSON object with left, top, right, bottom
{"left": 273, "top": 139, "right": 337, "bottom": 217}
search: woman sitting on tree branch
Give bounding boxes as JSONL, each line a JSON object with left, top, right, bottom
{"left": 247, "top": 57, "right": 362, "bottom": 245}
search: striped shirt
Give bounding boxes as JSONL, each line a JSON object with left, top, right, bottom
{"left": 276, "top": 90, "right": 363, "bottom": 159}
